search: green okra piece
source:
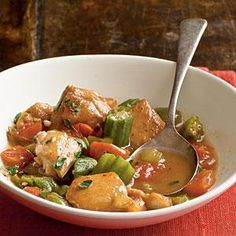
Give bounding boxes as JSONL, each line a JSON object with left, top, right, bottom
{"left": 179, "top": 116, "right": 204, "bottom": 141}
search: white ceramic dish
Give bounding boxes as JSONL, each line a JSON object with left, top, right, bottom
{"left": 0, "top": 55, "right": 235, "bottom": 229}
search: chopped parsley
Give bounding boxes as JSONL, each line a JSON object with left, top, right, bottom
{"left": 54, "top": 98, "right": 63, "bottom": 112}
{"left": 53, "top": 157, "right": 67, "bottom": 169}
{"left": 168, "top": 180, "right": 180, "bottom": 186}
{"left": 65, "top": 99, "right": 80, "bottom": 115}
{"left": 76, "top": 138, "right": 88, "bottom": 150}
{"left": 63, "top": 119, "right": 72, "bottom": 128}
{"left": 74, "top": 150, "right": 81, "bottom": 158}
{"left": 13, "top": 112, "right": 22, "bottom": 124}
{"left": 78, "top": 180, "right": 93, "bottom": 189}
{"left": 40, "top": 191, "right": 48, "bottom": 198}
{"left": 7, "top": 166, "right": 19, "bottom": 175}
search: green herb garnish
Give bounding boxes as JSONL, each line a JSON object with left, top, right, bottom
{"left": 65, "top": 99, "right": 80, "bottom": 115}
{"left": 118, "top": 99, "right": 140, "bottom": 109}
{"left": 54, "top": 98, "right": 63, "bottom": 112}
{"left": 74, "top": 150, "right": 81, "bottom": 158}
{"left": 78, "top": 180, "right": 93, "bottom": 189}
{"left": 13, "top": 112, "right": 22, "bottom": 124}
{"left": 40, "top": 191, "right": 48, "bottom": 198}
{"left": 63, "top": 119, "right": 72, "bottom": 128}
{"left": 53, "top": 157, "right": 67, "bottom": 169}
{"left": 168, "top": 180, "right": 180, "bottom": 186}
{"left": 76, "top": 138, "right": 89, "bottom": 150}
{"left": 7, "top": 166, "right": 19, "bottom": 175}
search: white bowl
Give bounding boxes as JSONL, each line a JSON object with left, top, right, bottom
{"left": 0, "top": 55, "right": 235, "bottom": 229}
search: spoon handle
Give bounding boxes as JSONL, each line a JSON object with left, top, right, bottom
{"left": 167, "top": 18, "right": 207, "bottom": 127}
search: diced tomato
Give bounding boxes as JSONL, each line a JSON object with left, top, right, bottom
{"left": 192, "top": 143, "right": 216, "bottom": 169}
{"left": 0, "top": 146, "right": 34, "bottom": 168}
{"left": 72, "top": 123, "right": 94, "bottom": 137}
{"left": 89, "top": 141, "right": 130, "bottom": 159}
{"left": 23, "top": 186, "right": 41, "bottom": 197}
{"left": 134, "top": 161, "right": 165, "bottom": 181}
{"left": 184, "top": 169, "right": 215, "bottom": 197}
{"left": 14, "top": 122, "right": 43, "bottom": 142}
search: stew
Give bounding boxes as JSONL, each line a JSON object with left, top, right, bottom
{"left": 0, "top": 85, "right": 217, "bottom": 212}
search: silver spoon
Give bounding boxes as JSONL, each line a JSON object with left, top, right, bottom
{"left": 129, "top": 18, "right": 208, "bottom": 195}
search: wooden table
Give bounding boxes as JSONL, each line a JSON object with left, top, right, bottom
{"left": 0, "top": 0, "right": 235, "bottom": 71}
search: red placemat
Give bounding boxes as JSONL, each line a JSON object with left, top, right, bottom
{"left": 0, "top": 69, "right": 235, "bottom": 236}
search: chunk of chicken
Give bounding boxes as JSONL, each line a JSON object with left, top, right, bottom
{"left": 35, "top": 130, "right": 80, "bottom": 179}
{"left": 127, "top": 188, "right": 172, "bottom": 210}
{"left": 66, "top": 172, "right": 146, "bottom": 212}
{"left": 16, "top": 103, "right": 53, "bottom": 129}
{"left": 51, "top": 85, "right": 117, "bottom": 130}
{"left": 130, "top": 99, "right": 165, "bottom": 150}
{"left": 26, "top": 103, "right": 53, "bottom": 121}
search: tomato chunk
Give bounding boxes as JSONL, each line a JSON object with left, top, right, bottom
{"left": 193, "top": 143, "right": 216, "bottom": 169}
{"left": 1, "top": 146, "right": 34, "bottom": 168}
{"left": 14, "top": 122, "right": 43, "bottom": 142}
{"left": 89, "top": 141, "right": 130, "bottom": 159}
{"left": 184, "top": 170, "right": 215, "bottom": 197}
{"left": 23, "top": 186, "right": 41, "bottom": 197}
{"left": 72, "top": 123, "right": 94, "bottom": 137}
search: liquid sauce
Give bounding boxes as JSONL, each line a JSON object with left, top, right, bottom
{"left": 132, "top": 149, "right": 196, "bottom": 195}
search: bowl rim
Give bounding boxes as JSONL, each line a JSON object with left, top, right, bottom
{"left": 0, "top": 54, "right": 235, "bottom": 219}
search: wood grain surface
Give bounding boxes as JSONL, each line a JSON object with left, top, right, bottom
{"left": 0, "top": 0, "right": 235, "bottom": 70}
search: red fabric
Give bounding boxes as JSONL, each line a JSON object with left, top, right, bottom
{"left": 0, "top": 69, "right": 235, "bottom": 235}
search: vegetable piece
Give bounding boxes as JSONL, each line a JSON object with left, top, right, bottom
{"left": 73, "top": 156, "right": 97, "bottom": 178}
{"left": 53, "top": 157, "right": 67, "bottom": 170}
{"left": 23, "top": 186, "right": 41, "bottom": 197}
{"left": 138, "top": 148, "right": 163, "bottom": 164}
{"left": 1, "top": 146, "right": 34, "bottom": 168}
{"left": 78, "top": 180, "right": 93, "bottom": 189}
{"left": 89, "top": 141, "right": 130, "bottom": 159}
{"left": 21, "top": 175, "right": 59, "bottom": 192}
{"left": 10, "top": 175, "right": 22, "bottom": 187}
{"left": 41, "top": 192, "right": 69, "bottom": 206}
{"left": 104, "top": 110, "right": 133, "bottom": 147}
{"left": 14, "top": 112, "right": 22, "bottom": 124}
{"left": 87, "top": 136, "right": 113, "bottom": 144}
{"left": 76, "top": 138, "right": 89, "bottom": 150}
{"left": 168, "top": 180, "right": 180, "bottom": 186}
{"left": 65, "top": 99, "right": 80, "bottom": 115}
{"left": 63, "top": 119, "right": 72, "bottom": 128}
{"left": 172, "top": 194, "right": 189, "bottom": 205}
{"left": 154, "top": 107, "right": 183, "bottom": 127}
{"left": 118, "top": 99, "right": 140, "bottom": 109}
{"left": 14, "top": 122, "right": 43, "bottom": 142}
{"left": 184, "top": 170, "right": 215, "bottom": 197}
{"left": 72, "top": 123, "right": 94, "bottom": 137}
{"left": 179, "top": 116, "right": 204, "bottom": 141}
{"left": 92, "top": 153, "right": 135, "bottom": 185}
{"left": 7, "top": 166, "right": 19, "bottom": 175}
{"left": 192, "top": 142, "right": 216, "bottom": 169}
{"left": 56, "top": 185, "right": 69, "bottom": 197}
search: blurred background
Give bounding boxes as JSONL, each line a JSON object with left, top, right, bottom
{"left": 0, "top": 0, "right": 235, "bottom": 71}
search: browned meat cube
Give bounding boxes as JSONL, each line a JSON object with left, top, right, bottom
{"left": 51, "top": 85, "right": 117, "bottom": 130}
{"left": 130, "top": 99, "right": 165, "bottom": 150}
{"left": 66, "top": 172, "right": 146, "bottom": 212}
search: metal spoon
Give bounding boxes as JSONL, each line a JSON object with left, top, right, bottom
{"left": 129, "top": 18, "right": 208, "bottom": 195}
